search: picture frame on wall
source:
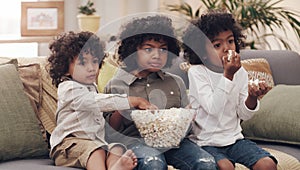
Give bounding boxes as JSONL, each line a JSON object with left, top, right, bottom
{"left": 21, "top": 1, "right": 64, "bottom": 36}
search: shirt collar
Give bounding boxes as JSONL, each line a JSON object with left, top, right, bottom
{"left": 115, "top": 68, "right": 165, "bottom": 85}
{"left": 62, "top": 76, "right": 98, "bottom": 92}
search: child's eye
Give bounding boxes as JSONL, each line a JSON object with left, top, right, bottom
{"left": 144, "top": 48, "right": 153, "bottom": 53}
{"left": 213, "top": 43, "right": 221, "bottom": 48}
{"left": 228, "top": 39, "right": 235, "bottom": 44}
{"left": 93, "top": 58, "right": 99, "bottom": 64}
{"left": 79, "top": 61, "right": 85, "bottom": 65}
{"left": 159, "top": 48, "right": 168, "bottom": 53}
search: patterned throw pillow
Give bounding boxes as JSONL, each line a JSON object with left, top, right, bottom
{"left": 241, "top": 58, "right": 275, "bottom": 98}
{"left": 18, "top": 63, "right": 47, "bottom": 142}
{"left": 17, "top": 57, "right": 58, "bottom": 134}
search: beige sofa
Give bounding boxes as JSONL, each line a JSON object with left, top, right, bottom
{"left": 0, "top": 49, "right": 299, "bottom": 169}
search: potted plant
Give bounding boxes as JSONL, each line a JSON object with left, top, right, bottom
{"left": 77, "top": 0, "right": 100, "bottom": 33}
{"left": 166, "top": 0, "right": 300, "bottom": 50}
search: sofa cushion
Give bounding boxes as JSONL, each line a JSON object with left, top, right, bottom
{"left": 0, "top": 57, "right": 18, "bottom": 67}
{"left": 241, "top": 58, "right": 274, "bottom": 98}
{"left": 17, "top": 57, "right": 58, "bottom": 134}
{"left": 0, "top": 64, "right": 49, "bottom": 162}
{"left": 18, "top": 63, "right": 48, "bottom": 142}
{"left": 97, "top": 57, "right": 118, "bottom": 93}
{"left": 242, "top": 85, "right": 300, "bottom": 146}
{"left": 18, "top": 63, "right": 42, "bottom": 112}
{"left": 0, "top": 159, "right": 83, "bottom": 170}
{"left": 97, "top": 52, "right": 120, "bottom": 93}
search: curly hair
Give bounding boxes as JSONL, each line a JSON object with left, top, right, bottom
{"left": 117, "top": 15, "right": 180, "bottom": 72}
{"left": 182, "top": 10, "right": 245, "bottom": 64}
{"left": 47, "top": 31, "right": 105, "bottom": 87}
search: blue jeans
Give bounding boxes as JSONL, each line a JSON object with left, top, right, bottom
{"left": 203, "top": 139, "right": 277, "bottom": 168}
{"left": 131, "top": 144, "right": 167, "bottom": 170}
{"left": 130, "top": 138, "right": 217, "bottom": 170}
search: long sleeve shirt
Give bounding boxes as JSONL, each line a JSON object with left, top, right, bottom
{"left": 188, "top": 65, "right": 259, "bottom": 147}
{"left": 50, "top": 80, "right": 130, "bottom": 152}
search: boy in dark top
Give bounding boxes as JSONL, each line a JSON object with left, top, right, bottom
{"left": 104, "top": 15, "right": 217, "bottom": 170}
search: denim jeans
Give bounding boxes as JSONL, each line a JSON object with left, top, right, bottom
{"left": 131, "top": 143, "right": 167, "bottom": 170}
{"left": 165, "top": 138, "right": 217, "bottom": 170}
{"left": 203, "top": 139, "right": 277, "bottom": 168}
{"left": 130, "top": 138, "right": 217, "bottom": 170}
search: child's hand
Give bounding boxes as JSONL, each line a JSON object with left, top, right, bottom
{"left": 179, "top": 62, "right": 191, "bottom": 72}
{"left": 222, "top": 50, "right": 241, "bottom": 80}
{"left": 128, "top": 96, "right": 158, "bottom": 110}
{"left": 248, "top": 79, "right": 271, "bottom": 97}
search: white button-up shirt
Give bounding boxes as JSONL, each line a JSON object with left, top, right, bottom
{"left": 188, "top": 65, "right": 259, "bottom": 147}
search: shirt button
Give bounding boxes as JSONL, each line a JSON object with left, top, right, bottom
{"left": 147, "top": 84, "right": 150, "bottom": 87}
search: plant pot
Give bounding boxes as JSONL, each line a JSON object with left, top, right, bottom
{"left": 77, "top": 14, "right": 101, "bottom": 33}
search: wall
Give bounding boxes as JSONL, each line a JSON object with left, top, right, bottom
{"left": 63, "top": 0, "right": 161, "bottom": 33}
{"left": 39, "top": 0, "right": 79, "bottom": 56}
{"left": 39, "top": 0, "right": 160, "bottom": 55}
{"left": 270, "top": 0, "right": 300, "bottom": 53}
{"left": 39, "top": 0, "right": 299, "bottom": 55}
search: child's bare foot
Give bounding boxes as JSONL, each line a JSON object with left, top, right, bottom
{"left": 110, "top": 149, "right": 137, "bottom": 170}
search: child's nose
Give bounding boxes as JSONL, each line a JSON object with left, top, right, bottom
{"left": 223, "top": 44, "right": 230, "bottom": 53}
{"left": 152, "top": 48, "right": 160, "bottom": 58}
{"left": 87, "top": 62, "right": 95, "bottom": 71}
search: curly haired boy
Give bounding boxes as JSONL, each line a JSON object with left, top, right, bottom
{"left": 104, "top": 15, "right": 217, "bottom": 170}
{"left": 47, "top": 31, "right": 155, "bottom": 170}
{"left": 182, "top": 10, "right": 277, "bottom": 170}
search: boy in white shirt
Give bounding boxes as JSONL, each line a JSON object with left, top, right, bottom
{"left": 182, "top": 10, "right": 277, "bottom": 170}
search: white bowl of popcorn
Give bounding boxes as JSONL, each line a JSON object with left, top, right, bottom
{"left": 131, "top": 108, "right": 195, "bottom": 148}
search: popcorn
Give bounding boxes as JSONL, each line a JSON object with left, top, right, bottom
{"left": 249, "top": 78, "right": 265, "bottom": 87}
{"left": 131, "top": 108, "right": 195, "bottom": 148}
{"left": 227, "top": 50, "right": 236, "bottom": 62}
{"left": 249, "top": 78, "right": 259, "bottom": 86}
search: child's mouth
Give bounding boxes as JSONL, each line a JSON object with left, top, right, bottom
{"left": 87, "top": 75, "right": 96, "bottom": 80}
{"left": 149, "top": 63, "right": 162, "bottom": 68}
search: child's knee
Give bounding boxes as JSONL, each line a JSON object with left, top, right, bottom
{"left": 252, "top": 157, "right": 277, "bottom": 170}
{"left": 109, "top": 145, "right": 126, "bottom": 156}
{"left": 217, "top": 159, "right": 235, "bottom": 170}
